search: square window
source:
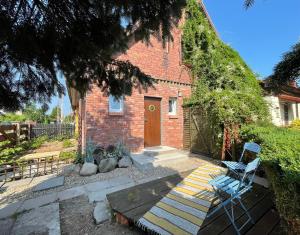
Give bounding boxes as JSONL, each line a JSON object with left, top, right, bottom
{"left": 109, "top": 95, "right": 124, "bottom": 112}
{"left": 169, "top": 98, "right": 177, "bottom": 115}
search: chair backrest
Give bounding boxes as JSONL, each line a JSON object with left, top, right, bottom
{"left": 242, "top": 158, "right": 260, "bottom": 186}
{"left": 234, "top": 158, "right": 260, "bottom": 195}
{"left": 239, "top": 142, "right": 261, "bottom": 162}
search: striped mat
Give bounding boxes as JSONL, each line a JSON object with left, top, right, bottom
{"left": 137, "top": 164, "right": 226, "bottom": 235}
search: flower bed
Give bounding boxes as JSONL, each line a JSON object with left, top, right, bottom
{"left": 241, "top": 124, "right": 300, "bottom": 233}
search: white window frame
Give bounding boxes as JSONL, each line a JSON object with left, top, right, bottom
{"left": 168, "top": 97, "right": 177, "bottom": 115}
{"left": 109, "top": 95, "right": 124, "bottom": 112}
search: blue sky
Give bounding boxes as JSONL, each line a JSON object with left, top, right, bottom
{"left": 50, "top": 0, "right": 300, "bottom": 115}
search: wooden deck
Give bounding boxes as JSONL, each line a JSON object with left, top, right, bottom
{"left": 107, "top": 171, "right": 282, "bottom": 235}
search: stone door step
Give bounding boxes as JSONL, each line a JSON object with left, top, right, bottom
{"left": 131, "top": 147, "right": 189, "bottom": 171}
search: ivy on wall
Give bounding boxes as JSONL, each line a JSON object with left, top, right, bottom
{"left": 182, "top": 0, "right": 269, "bottom": 126}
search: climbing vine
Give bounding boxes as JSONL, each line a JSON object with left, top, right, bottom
{"left": 182, "top": 0, "right": 269, "bottom": 157}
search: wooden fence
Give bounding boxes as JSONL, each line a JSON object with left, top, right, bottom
{"left": 31, "top": 123, "right": 74, "bottom": 138}
{"left": 0, "top": 123, "right": 31, "bottom": 146}
{"left": 0, "top": 155, "right": 74, "bottom": 183}
{"left": 0, "top": 123, "right": 75, "bottom": 147}
{"left": 183, "top": 107, "right": 222, "bottom": 158}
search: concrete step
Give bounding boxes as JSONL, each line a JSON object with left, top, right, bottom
{"left": 142, "top": 146, "right": 178, "bottom": 157}
{"left": 131, "top": 148, "right": 189, "bottom": 171}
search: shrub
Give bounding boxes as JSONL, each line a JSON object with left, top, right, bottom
{"left": 240, "top": 124, "right": 300, "bottom": 232}
{"left": 62, "top": 139, "right": 73, "bottom": 148}
{"left": 59, "top": 151, "right": 77, "bottom": 161}
{"left": 0, "top": 136, "right": 48, "bottom": 164}
{"left": 290, "top": 119, "right": 300, "bottom": 130}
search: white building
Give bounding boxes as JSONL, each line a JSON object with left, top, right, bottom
{"left": 263, "top": 81, "right": 300, "bottom": 126}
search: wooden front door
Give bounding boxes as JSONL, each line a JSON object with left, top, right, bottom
{"left": 144, "top": 97, "right": 161, "bottom": 147}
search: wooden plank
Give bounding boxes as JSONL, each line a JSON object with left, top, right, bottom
{"left": 220, "top": 193, "right": 274, "bottom": 235}
{"left": 245, "top": 209, "right": 280, "bottom": 235}
{"left": 198, "top": 186, "right": 268, "bottom": 235}
{"left": 0, "top": 124, "right": 16, "bottom": 131}
{"left": 107, "top": 171, "right": 192, "bottom": 214}
{"left": 268, "top": 222, "right": 284, "bottom": 235}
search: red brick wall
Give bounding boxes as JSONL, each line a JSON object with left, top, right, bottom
{"left": 84, "top": 26, "right": 192, "bottom": 152}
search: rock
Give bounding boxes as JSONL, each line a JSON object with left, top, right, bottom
{"left": 80, "top": 162, "right": 97, "bottom": 176}
{"left": 118, "top": 156, "right": 132, "bottom": 168}
{"left": 98, "top": 158, "right": 117, "bottom": 173}
{"left": 93, "top": 201, "right": 110, "bottom": 224}
{"left": 74, "top": 164, "right": 81, "bottom": 173}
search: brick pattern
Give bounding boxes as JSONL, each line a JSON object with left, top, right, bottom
{"left": 84, "top": 26, "right": 192, "bottom": 152}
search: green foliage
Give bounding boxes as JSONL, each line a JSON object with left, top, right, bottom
{"left": 270, "top": 41, "right": 300, "bottom": 87}
{"left": 290, "top": 119, "right": 300, "bottom": 130}
{"left": 182, "top": 0, "right": 269, "bottom": 127}
{"left": 59, "top": 151, "right": 77, "bottom": 161}
{"left": 240, "top": 124, "right": 300, "bottom": 221}
{"left": 62, "top": 139, "right": 74, "bottom": 148}
{"left": 0, "top": 103, "right": 49, "bottom": 123}
{"left": 74, "top": 152, "right": 84, "bottom": 164}
{"left": 63, "top": 114, "right": 74, "bottom": 124}
{"left": 85, "top": 138, "right": 97, "bottom": 163}
{"left": 49, "top": 106, "right": 61, "bottom": 123}
{"left": 0, "top": 113, "right": 27, "bottom": 122}
{"left": 0, "top": 136, "right": 48, "bottom": 164}
{"left": 23, "top": 103, "right": 49, "bottom": 123}
{"left": 0, "top": 0, "right": 186, "bottom": 111}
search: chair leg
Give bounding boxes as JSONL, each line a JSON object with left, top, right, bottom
{"left": 223, "top": 201, "right": 240, "bottom": 235}
{"left": 237, "top": 198, "right": 255, "bottom": 224}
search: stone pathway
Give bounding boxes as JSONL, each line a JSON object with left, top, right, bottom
{"left": 33, "top": 176, "right": 65, "bottom": 192}
{"left": 11, "top": 203, "right": 60, "bottom": 235}
{"left": 0, "top": 155, "right": 221, "bottom": 234}
{"left": 0, "top": 175, "right": 136, "bottom": 234}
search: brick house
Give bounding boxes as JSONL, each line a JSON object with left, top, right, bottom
{"left": 69, "top": 2, "right": 216, "bottom": 153}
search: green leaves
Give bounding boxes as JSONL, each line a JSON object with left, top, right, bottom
{"left": 182, "top": 0, "right": 269, "bottom": 126}
{"left": 271, "top": 41, "right": 300, "bottom": 86}
{"left": 0, "top": 0, "right": 186, "bottom": 111}
{"left": 240, "top": 124, "right": 300, "bottom": 220}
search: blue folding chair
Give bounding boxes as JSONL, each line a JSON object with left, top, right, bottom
{"left": 222, "top": 142, "right": 261, "bottom": 177}
{"left": 207, "top": 158, "right": 260, "bottom": 235}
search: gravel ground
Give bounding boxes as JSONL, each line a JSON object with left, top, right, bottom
{"left": 60, "top": 195, "right": 142, "bottom": 235}
{"left": 0, "top": 155, "right": 218, "bottom": 206}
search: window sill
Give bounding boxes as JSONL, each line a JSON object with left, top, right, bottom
{"left": 169, "top": 115, "right": 178, "bottom": 119}
{"left": 109, "top": 112, "right": 124, "bottom": 116}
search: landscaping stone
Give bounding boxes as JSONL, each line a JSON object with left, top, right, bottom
{"left": 107, "top": 175, "right": 133, "bottom": 188}
{"left": 11, "top": 203, "right": 60, "bottom": 235}
{"left": 118, "top": 156, "right": 132, "bottom": 168}
{"left": 58, "top": 186, "right": 85, "bottom": 201}
{"left": 0, "top": 201, "right": 23, "bottom": 219}
{"left": 93, "top": 201, "right": 110, "bottom": 224}
{"left": 18, "top": 192, "right": 58, "bottom": 212}
{"left": 80, "top": 162, "right": 97, "bottom": 176}
{"left": 84, "top": 181, "right": 111, "bottom": 192}
{"left": 87, "top": 181, "right": 135, "bottom": 203}
{"left": 0, "top": 217, "right": 15, "bottom": 235}
{"left": 98, "top": 158, "right": 118, "bottom": 173}
{"left": 33, "top": 176, "right": 65, "bottom": 192}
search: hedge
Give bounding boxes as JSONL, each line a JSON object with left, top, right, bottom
{"left": 240, "top": 124, "right": 300, "bottom": 232}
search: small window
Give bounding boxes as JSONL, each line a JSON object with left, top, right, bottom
{"left": 169, "top": 98, "right": 177, "bottom": 115}
{"left": 109, "top": 95, "right": 124, "bottom": 112}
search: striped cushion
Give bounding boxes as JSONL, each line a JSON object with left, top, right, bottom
{"left": 137, "top": 164, "right": 226, "bottom": 235}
